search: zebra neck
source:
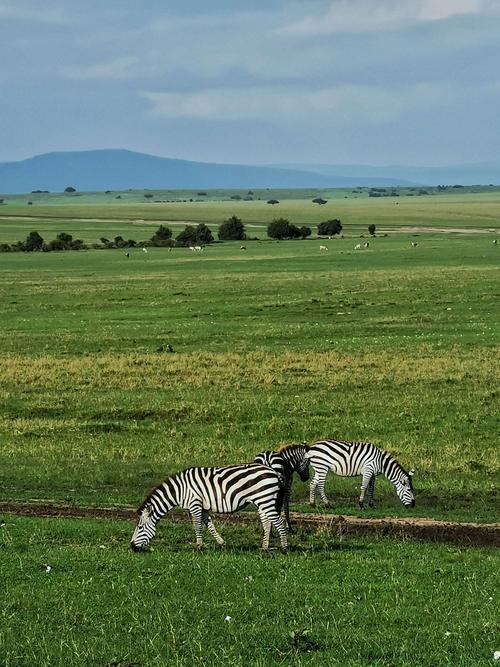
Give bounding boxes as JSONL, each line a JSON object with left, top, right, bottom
{"left": 150, "top": 479, "right": 179, "bottom": 517}
{"left": 382, "top": 454, "right": 404, "bottom": 483}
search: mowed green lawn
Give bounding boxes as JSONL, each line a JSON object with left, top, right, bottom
{"left": 0, "top": 194, "right": 499, "bottom": 667}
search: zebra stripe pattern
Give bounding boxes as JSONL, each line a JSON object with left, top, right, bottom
{"left": 253, "top": 443, "right": 310, "bottom": 531}
{"left": 305, "top": 439, "right": 415, "bottom": 509}
{"left": 130, "top": 464, "right": 288, "bottom": 552}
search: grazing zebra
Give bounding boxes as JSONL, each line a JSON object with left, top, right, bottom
{"left": 305, "top": 439, "right": 415, "bottom": 509}
{"left": 130, "top": 464, "right": 288, "bottom": 552}
{"left": 253, "top": 443, "right": 310, "bottom": 531}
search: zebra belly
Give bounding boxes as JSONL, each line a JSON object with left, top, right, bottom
{"left": 328, "top": 462, "right": 361, "bottom": 476}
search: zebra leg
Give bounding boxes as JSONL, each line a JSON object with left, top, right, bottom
{"left": 282, "top": 483, "right": 293, "bottom": 533}
{"left": 189, "top": 503, "right": 204, "bottom": 549}
{"left": 359, "top": 471, "right": 372, "bottom": 510}
{"left": 269, "top": 511, "right": 288, "bottom": 553}
{"left": 368, "top": 476, "right": 376, "bottom": 508}
{"left": 258, "top": 508, "right": 272, "bottom": 550}
{"left": 310, "top": 470, "right": 330, "bottom": 505}
{"left": 202, "top": 510, "right": 225, "bottom": 546}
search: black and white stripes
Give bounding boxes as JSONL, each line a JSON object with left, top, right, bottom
{"left": 306, "top": 439, "right": 415, "bottom": 509}
{"left": 131, "top": 438, "right": 415, "bottom": 552}
{"left": 253, "top": 443, "right": 310, "bottom": 531}
{"left": 130, "top": 464, "right": 287, "bottom": 552}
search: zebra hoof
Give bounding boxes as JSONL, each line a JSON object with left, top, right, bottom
{"left": 280, "top": 547, "right": 289, "bottom": 555}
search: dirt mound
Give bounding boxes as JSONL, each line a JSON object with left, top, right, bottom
{"left": 1, "top": 502, "right": 498, "bottom": 546}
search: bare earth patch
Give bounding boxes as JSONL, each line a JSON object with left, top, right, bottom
{"left": 1, "top": 502, "right": 498, "bottom": 547}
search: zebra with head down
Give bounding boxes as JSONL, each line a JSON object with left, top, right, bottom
{"left": 305, "top": 439, "right": 415, "bottom": 510}
{"left": 131, "top": 463, "right": 288, "bottom": 552}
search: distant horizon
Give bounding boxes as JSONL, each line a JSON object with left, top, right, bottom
{"left": 2, "top": 148, "right": 498, "bottom": 171}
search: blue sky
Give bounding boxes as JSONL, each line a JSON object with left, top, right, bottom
{"left": 1, "top": 0, "right": 499, "bottom": 165}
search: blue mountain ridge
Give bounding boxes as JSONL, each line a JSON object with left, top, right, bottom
{"left": 0, "top": 149, "right": 416, "bottom": 194}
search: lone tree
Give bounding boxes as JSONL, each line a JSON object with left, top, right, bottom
{"left": 312, "top": 197, "right": 328, "bottom": 205}
{"left": 317, "top": 219, "right": 342, "bottom": 237}
{"left": 24, "top": 231, "right": 44, "bottom": 251}
{"left": 267, "top": 199, "right": 280, "bottom": 205}
{"left": 368, "top": 224, "right": 376, "bottom": 236}
{"left": 218, "top": 215, "right": 246, "bottom": 241}
{"left": 151, "top": 225, "right": 173, "bottom": 246}
{"left": 64, "top": 186, "right": 76, "bottom": 193}
{"left": 267, "top": 218, "right": 302, "bottom": 240}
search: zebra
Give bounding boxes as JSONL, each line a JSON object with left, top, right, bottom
{"left": 130, "top": 464, "right": 288, "bottom": 552}
{"left": 253, "top": 443, "right": 310, "bottom": 531}
{"left": 305, "top": 439, "right": 415, "bottom": 509}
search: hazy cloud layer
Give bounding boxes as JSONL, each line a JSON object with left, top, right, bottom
{"left": 1, "top": 0, "right": 499, "bottom": 165}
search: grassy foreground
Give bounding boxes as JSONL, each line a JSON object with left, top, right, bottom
{"left": 0, "top": 515, "right": 498, "bottom": 667}
{"left": 0, "top": 234, "right": 498, "bottom": 522}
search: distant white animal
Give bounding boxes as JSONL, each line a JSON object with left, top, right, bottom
{"left": 142, "top": 247, "right": 148, "bottom": 253}
{"left": 240, "top": 245, "right": 246, "bottom": 250}
{"left": 189, "top": 246, "right": 196, "bottom": 251}
{"left": 363, "top": 242, "right": 369, "bottom": 248}
{"left": 125, "top": 252, "right": 130, "bottom": 258}
{"left": 411, "top": 242, "right": 418, "bottom": 247}
{"left": 355, "top": 244, "right": 362, "bottom": 250}
{"left": 319, "top": 245, "right": 328, "bottom": 251}
{"left": 194, "top": 246, "right": 203, "bottom": 252}
{"left": 493, "top": 239, "right": 498, "bottom": 245}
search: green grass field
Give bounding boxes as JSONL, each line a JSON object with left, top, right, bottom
{"left": 1, "top": 517, "right": 498, "bottom": 667}
{"left": 0, "top": 190, "right": 498, "bottom": 666}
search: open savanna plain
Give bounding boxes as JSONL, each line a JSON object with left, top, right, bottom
{"left": 0, "top": 190, "right": 499, "bottom": 666}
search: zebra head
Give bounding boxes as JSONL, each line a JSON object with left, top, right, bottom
{"left": 253, "top": 451, "right": 286, "bottom": 485}
{"left": 130, "top": 504, "right": 158, "bottom": 551}
{"left": 279, "top": 443, "right": 310, "bottom": 482}
{"left": 394, "top": 468, "right": 415, "bottom": 507}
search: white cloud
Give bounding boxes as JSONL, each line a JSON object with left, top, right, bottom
{"left": 143, "top": 82, "right": 447, "bottom": 124}
{"left": 278, "top": 0, "right": 496, "bottom": 36}
{"left": 61, "top": 57, "right": 140, "bottom": 80}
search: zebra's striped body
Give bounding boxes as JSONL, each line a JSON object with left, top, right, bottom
{"left": 131, "top": 463, "right": 288, "bottom": 551}
{"left": 253, "top": 443, "right": 310, "bottom": 531}
{"left": 305, "top": 439, "right": 415, "bottom": 509}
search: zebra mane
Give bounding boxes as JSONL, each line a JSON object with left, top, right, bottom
{"left": 382, "top": 451, "right": 409, "bottom": 480}
{"left": 137, "top": 472, "right": 179, "bottom": 514}
{"left": 278, "top": 442, "right": 310, "bottom": 454}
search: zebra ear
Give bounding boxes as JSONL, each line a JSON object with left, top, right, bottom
{"left": 408, "top": 468, "right": 415, "bottom": 477}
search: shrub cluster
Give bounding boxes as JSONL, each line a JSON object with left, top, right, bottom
{"left": 267, "top": 218, "right": 311, "bottom": 240}
{"left": 0, "top": 231, "right": 87, "bottom": 253}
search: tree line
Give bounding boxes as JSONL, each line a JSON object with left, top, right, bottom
{"left": 0, "top": 217, "right": 352, "bottom": 252}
